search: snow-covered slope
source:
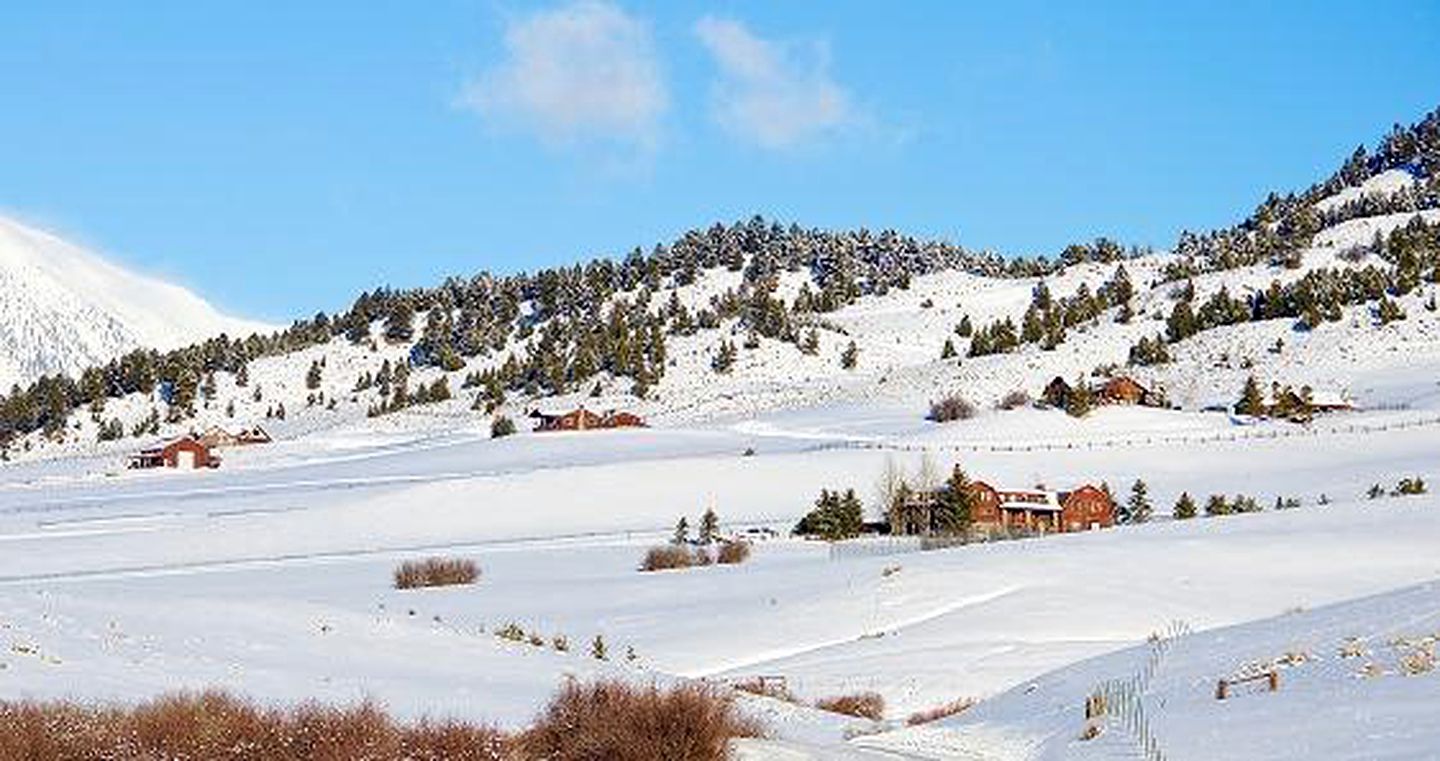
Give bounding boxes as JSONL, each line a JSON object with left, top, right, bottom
{"left": 0, "top": 216, "right": 271, "bottom": 388}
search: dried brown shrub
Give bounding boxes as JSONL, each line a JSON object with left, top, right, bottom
{"left": 928, "top": 394, "right": 977, "bottom": 423}
{"left": 814, "top": 691, "right": 886, "bottom": 721}
{"left": 640, "top": 545, "right": 695, "bottom": 572}
{"left": 716, "top": 541, "right": 751, "bottom": 565}
{"left": 0, "top": 690, "right": 509, "bottom": 761}
{"left": 520, "top": 679, "right": 763, "bottom": 761}
{"left": 394, "top": 557, "right": 480, "bottom": 589}
{"left": 905, "top": 697, "right": 976, "bottom": 726}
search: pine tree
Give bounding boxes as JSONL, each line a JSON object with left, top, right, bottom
{"left": 699, "top": 507, "right": 720, "bottom": 545}
{"left": 306, "top": 360, "right": 323, "bottom": 390}
{"left": 1173, "top": 492, "right": 1198, "bottom": 520}
{"left": 1064, "top": 378, "right": 1093, "bottom": 418}
{"left": 672, "top": 516, "right": 690, "bottom": 545}
{"left": 840, "top": 340, "right": 859, "bottom": 370}
{"left": 590, "top": 634, "right": 608, "bottom": 661}
{"left": 712, "top": 340, "right": 737, "bottom": 373}
{"left": 1205, "top": 494, "right": 1231, "bottom": 516}
{"left": 1236, "top": 375, "right": 1266, "bottom": 417}
{"left": 1128, "top": 480, "right": 1152, "bottom": 524}
{"left": 940, "top": 337, "right": 957, "bottom": 359}
{"left": 801, "top": 328, "right": 820, "bottom": 355}
{"left": 936, "top": 466, "right": 975, "bottom": 535}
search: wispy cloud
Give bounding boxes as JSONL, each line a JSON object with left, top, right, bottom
{"left": 458, "top": 2, "right": 667, "bottom": 149}
{"left": 694, "top": 16, "right": 853, "bottom": 150}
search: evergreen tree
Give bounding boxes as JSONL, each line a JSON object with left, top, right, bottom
{"left": 306, "top": 360, "right": 323, "bottom": 390}
{"left": 1166, "top": 299, "right": 1198, "bottom": 343}
{"left": 1064, "top": 377, "right": 1093, "bottom": 418}
{"left": 940, "top": 337, "right": 957, "bottom": 359}
{"left": 801, "top": 328, "right": 820, "bottom": 355}
{"left": 699, "top": 507, "right": 720, "bottom": 545}
{"left": 491, "top": 415, "right": 516, "bottom": 439}
{"left": 1205, "top": 494, "right": 1231, "bottom": 516}
{"left": 840, "top": 340, "right": 859, "bottom": 370}
{"left": 1173, "top": 491, "right": 1198, "bottom": 520}
{"left": 936, "top": 466, "right": 975, "bottom": 535}
{"left": 1127, "top": 480, "right": 1153, "bottom": 524}
{"left": 1236, "top": 375, "right": 1266, "bottom": 417}
{"left": 712, "top": 340, "right": 737, "bottom": 374}
{"left": 672, "top": 516, "right": 690, "bottom": 545}
{"left": 590, "top": 634, "right": 608, "bottom": 661}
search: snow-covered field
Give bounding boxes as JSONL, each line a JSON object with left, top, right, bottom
{"left": 4, "top": 389, "right": 1440, "bottom": 758}
{"left": 2, "top": 167, "right": 1440, "bottom": 758}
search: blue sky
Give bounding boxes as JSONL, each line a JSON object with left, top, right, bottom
{"left": 2, "top": 1, "right": 1438, "bottom": 321}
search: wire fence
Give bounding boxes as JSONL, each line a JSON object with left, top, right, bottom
{"left": 809, "top": 412, "right": 1440, "bottom": 456}
{"left": 1087, "top": 620, "right": 1192, "bottom": 761}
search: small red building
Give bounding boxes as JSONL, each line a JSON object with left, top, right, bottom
{"left": 1098, "top": 376, "right": 1149, "bottom": 405}
{"left": 531, "top": 407, "right": 604, "bottom": 432}
{"left": 129, "top": 437, "right": 220, "bottom": 470}
{"left": 531, "top": 406, "right": 646, "bottom": 432}
{"left": 601, "top": 410, "right": 647, "bottom": 429}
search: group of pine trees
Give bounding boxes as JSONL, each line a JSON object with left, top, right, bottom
{"left": 969, "top": 265, "right": 1136, "bottom": 358}
{"left": 3, "top": 109, "right": 1439, "bottom": 450}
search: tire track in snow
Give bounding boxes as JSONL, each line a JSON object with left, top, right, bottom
{"left": 683, "top": 586, "right": 1020, "bottom": 679}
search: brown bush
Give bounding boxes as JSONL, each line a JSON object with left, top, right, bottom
{"left": 640, "top": 545, "right": 694, "bottom": 572}
{"left": 995, "top": 389, "right": 1032, "bottom": 410}
{"left": 520, "top": 679, "right": 763, "bottom": 761}
{"left": 928, "top": 394, "right": 976, "bottom": 423}
{"left": 0, "top": 690, "right": 509, "bottom": 761}
{"left": 716, "top": 541, "right": 751, "bottom": 565}
{"left": 394, "top": 557, "right": 480, "bottom": 589}
{"left": 731, "top": 678, "right": 796, "bottom": 703}
{"left": 814, "top": 692, "right": 886, "bottom": 721}
{"left": 905, "top": 697, "right": 976, "bottom": 726}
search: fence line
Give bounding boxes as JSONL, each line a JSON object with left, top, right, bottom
{"left": 1088, "top": 620, "right": 1191, "bottom": 761}
{"left": 809, "top": 413, "right": 1440, "bottom": 457}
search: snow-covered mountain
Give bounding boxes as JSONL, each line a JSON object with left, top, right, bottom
{"left": 0, "top": 215, "right": 271, "bottom": 389}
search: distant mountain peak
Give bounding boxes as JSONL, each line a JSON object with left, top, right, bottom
{"left": 0, "top": 216, "right": 271, "bottom": 388}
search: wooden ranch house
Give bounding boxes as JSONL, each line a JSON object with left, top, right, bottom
{"left": 530, "top": 406, "right": 647, "bottom": 433}
{"left": 895, "top": 467, "right": 1115, "bottom": 536}
{"left": 129, "top": 437, "right": 221, "bottom": 470}
{"left": 197, "top": 425, "right": 272, "bottom": 449}
{"left": 1043, "top": 375, "right": 1165, "bottom": 409}
{"left": 530, "top": 407, "right": 604, "bottom": 432}
{"left": 601, "top": 410, "right": 647, "bottom": 429}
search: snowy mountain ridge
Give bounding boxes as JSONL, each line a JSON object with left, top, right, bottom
{"left": 0, "top": 215, "right": 271, "bottom": 389}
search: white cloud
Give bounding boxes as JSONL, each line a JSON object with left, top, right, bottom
{"left": 458, "top": 2, "right": 667, "bottom": 148}
{"left": 694, "top": 16, "right": 853, "bottom": 150}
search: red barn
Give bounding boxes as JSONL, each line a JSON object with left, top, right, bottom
{"left": 129, "top": 438, "right": 220, "bottom": 470}
{"left": 1058, "top": 485, "right": 1115, "bottom": 532}
{"left": 531, "top": 407, "right": 604, "bottom": 432}
{"left": 962, "top": 476, "right": 1114, "bottom": 535}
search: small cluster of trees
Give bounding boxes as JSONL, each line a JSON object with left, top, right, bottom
{"left": 1367, "top": 476, "right": 1428, "bottom": 498}
{"left": 642, "top": 508, "right": 751, "bottom": 571}
{"left": 793, "top": 489, "right": 865, "bottom": 540}
{"left": 1234, "top": 375, "right": 1327, "bottom": 421}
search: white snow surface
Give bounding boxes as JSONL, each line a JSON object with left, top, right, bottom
{"left": 0, "top": 216, "right": 271, "bottom": 388}
{"left": 3, "top": 198, "right": 1440, "bottom": 758}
